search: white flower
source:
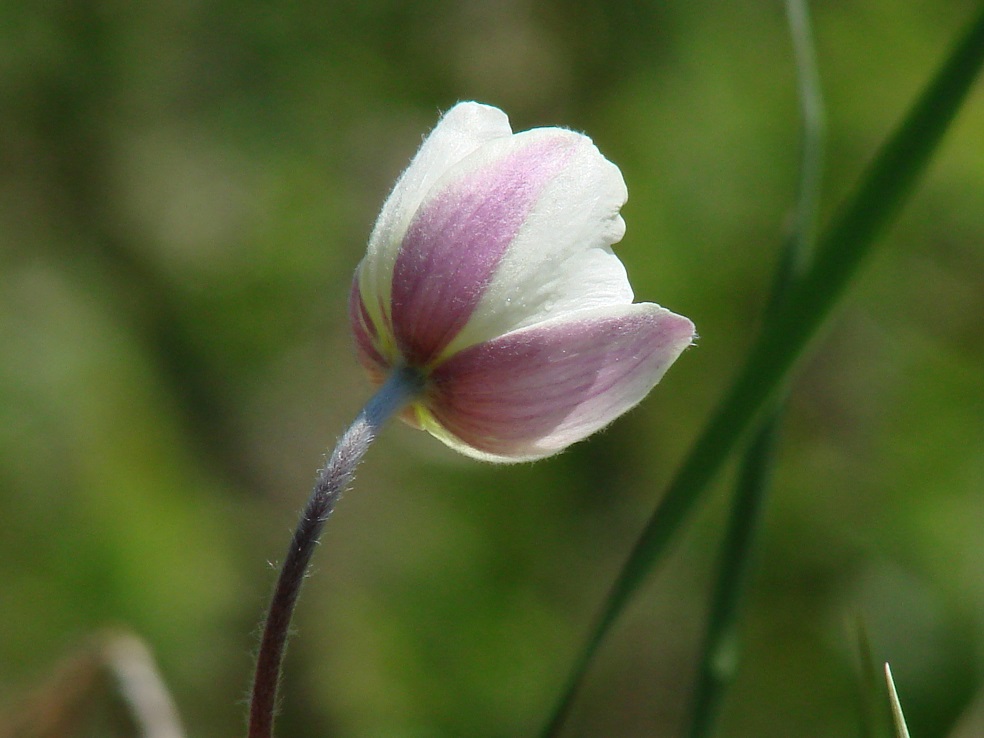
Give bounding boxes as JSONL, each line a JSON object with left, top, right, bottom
{"left": 350, "top": 102, "right": 695, "bottom": 462}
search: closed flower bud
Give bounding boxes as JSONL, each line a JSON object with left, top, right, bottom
{"left": 350, "top": 102, "right": 695, "bottom": 461}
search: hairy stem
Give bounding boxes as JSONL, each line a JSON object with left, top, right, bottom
{"left": 247, "top": 367, "right": 421, "bottom": 738}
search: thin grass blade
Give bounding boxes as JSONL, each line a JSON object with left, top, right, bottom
{"left": 685, "top": 2, "right": 824, "bottom": 734}
{"left": 886, "top": 663, "right": 913, "bottom": 738}
{"left": 540, "top": 6, "right": 984, "bottom": 735}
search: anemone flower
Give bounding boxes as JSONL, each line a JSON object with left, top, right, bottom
{"left": 248, "top": 102, "right": 694, "bottom": 738}
{"left": 350, "top": 101, "right": 695, "bottom": 461}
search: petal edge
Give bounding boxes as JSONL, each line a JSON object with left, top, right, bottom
{"left": 422, "top": 303, "right": 695, "bottom": 461}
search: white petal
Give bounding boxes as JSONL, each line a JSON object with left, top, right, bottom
{"left": 384, "top": 130, "right": 586, "bottom": 366}
{"left": 358, "top": 102, "right": 513, "bottom": 331}
{"left": 440, "top": 127, "right": 632, "bottom": 356}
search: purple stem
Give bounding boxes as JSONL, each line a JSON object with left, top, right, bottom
{"left": 247, "top": 367, "right": 421, "bottom": 738}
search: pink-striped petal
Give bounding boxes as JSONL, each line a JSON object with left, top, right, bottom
{"left": 418, "top": 304, "right": 696, "bottom": 461}
{"left": 358, "top": 103, "right": 513, "bottom": 324}
{"left": 442, "top": 129, "right": 630, "bottom": 357}
{"left": 388, "top": 132, "right": 577, "bottom": 366}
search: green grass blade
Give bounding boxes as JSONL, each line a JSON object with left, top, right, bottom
{"left": 685, "top": 418, "right": 781, "bottom": 738}
{"left": 540, "top": 5, "right": 984, "bottom": 735}
{"left": 782, "top": 0, "right": 826, "bottom": 274}
{"left": 685, "top": 2, "right": 824, "bottom": 735}
{"left": 886, "top": 664, "right": 913, "bottom": 738}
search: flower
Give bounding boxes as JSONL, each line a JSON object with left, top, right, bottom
{"left": 349, "top": 102, "right": 695, "bottom": 462}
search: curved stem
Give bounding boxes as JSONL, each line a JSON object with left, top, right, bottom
{"left": 247, "top": 367, "right": 421, "bottom": 738}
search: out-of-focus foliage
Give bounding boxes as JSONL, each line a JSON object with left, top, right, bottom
{"left": 1, "top": 1, "right": 982, "bottom": 736}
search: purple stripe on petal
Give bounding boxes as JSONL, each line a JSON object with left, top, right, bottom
{"left": 390, "top": 136, "right": 574, "bottom": 367}
{"left": 425, "top": 305, "right": 695, "bottom": 460}
{"left": 348, "top": 277, "right": 389, "bottom": 383}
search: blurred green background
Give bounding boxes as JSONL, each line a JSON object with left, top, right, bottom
{"left": 2, "top": 0, "right": 982, "bottom": 736}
